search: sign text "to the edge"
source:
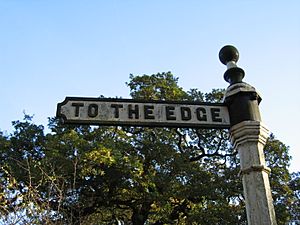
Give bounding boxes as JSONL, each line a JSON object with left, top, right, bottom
{"left": 57, "top": 97, "right": 230, "bottom": 129}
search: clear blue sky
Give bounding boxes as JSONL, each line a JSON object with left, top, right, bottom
{"left": 1, "top": 1, "right": 299, "bottom": 171}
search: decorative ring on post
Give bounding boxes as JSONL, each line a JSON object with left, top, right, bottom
{"left": 238, "top": 165, "right": 272, "bottom": 177}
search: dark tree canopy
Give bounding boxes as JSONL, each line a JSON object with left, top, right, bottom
{"left": 0, "top": 72, "right": 299, "bottom": 225}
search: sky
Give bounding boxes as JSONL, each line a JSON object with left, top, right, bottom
{"left": 0, "top": 1, "right": 299, "bottom": 172}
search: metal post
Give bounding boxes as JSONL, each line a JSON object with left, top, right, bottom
{"left": 219, "top": 46, "right": 277, "bottom": 225}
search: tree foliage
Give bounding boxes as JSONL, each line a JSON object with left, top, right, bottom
{"left": 0, "top": 72, "right": 299, "bottom": 224}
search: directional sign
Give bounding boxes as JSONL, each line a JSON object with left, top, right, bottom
{"left": 56, "top": 97, "right": 230, "bottom": 129}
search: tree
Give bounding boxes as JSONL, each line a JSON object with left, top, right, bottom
{"left": 0, "top": 72, "right": 299, "bottom": 224}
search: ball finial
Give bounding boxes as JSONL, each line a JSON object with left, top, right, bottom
{"left": 219, "top": 45, "right": 245, "bottom": 84}
{"left": 219, "top": 45, "right": 239, "bottom": 65}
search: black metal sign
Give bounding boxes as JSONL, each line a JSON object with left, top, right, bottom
{"left": 57, "top": 97, "right": 230, "bottom": 129}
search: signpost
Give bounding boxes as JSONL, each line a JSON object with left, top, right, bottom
{"left": 220, "top": 46, "right": 277, "bottom": 225}
{"left": 56, "top": 45, "right": 277, "bottom": 225}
